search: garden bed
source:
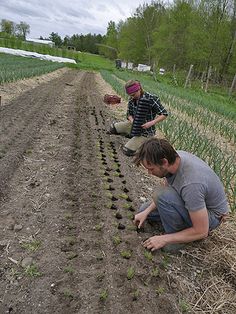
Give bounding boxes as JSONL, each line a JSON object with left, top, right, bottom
{"left": 0, "top": 69, "right": 235, "bottom": 313}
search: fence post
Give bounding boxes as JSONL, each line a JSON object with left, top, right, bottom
{"left": 184, "top": 64, "right": 193, "bottom": 88}
{"left": 205, "top": 66, "right": 211, "bottom": 92}
{"left": 229, "top": 73, "right": 236, "bottom": 96}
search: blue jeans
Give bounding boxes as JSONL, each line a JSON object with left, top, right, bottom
{"left": 139, "top": 187, "right": 221, "bottom": 234}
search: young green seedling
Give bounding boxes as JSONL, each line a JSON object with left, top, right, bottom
{"left": 120, "top": 250, "right": 132, "bottom": 259}
{"left": 64, "top": 266, "right": 75, "bottom": 274}
{"left": 132, "top": 289, "right": 139, "bottom": 301}
{"left": 156, "top": 287, "right": 165, "bottom": 295}
{"left": 100, "top": 289, "right": 108, "bottom": 301}
{"left": 63, "top": 288, "right": 74, "bottom": 298}
{"left": 119, "top": 193, "right": 128, "bottom": 200}
{"left": 21, "top": 240, "right": 41, "bottom": 252}
{"left": 24, "top": 264, "right": 41, "bottom": 277}
{"left": 127, "top": 267, "right": 135, "bottom": 280}
{"left": 144, "top": 250, "right": 154, "bottom": 262}
{"left": 94, "top": 223, "right": 103, "bottom": 231}
{"left": 151, "top": 267, "right": 159, "bottom": 277}
{"left": 179, "top": 300, "right": 190, "bottom": 313}
{"left": 112, "top": 235, "right": 122, "bottom": 245}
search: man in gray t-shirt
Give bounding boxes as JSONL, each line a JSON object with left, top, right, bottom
{"left": 133, "top": 138, "right": 229, "bottom": 252}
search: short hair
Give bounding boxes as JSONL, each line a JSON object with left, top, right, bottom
{"left": 134, "top": 138, "right": 178, "bottom": 166}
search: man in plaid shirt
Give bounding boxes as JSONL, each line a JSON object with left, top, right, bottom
{"left": 110, "top": 80, "right": 168, "bottom": 156}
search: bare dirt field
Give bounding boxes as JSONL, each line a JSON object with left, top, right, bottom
{"left": 0, "top": 69, "right": 235, "bottom": 314}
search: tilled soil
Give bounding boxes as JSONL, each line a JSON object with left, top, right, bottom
{"left": 0, "top": 69, "right": 235, "bottom": 314}
{"left": 0, "top": 69, "right": 179, "bottom": 314}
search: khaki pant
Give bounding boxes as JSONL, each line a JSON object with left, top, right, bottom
{"left": 114, "top": 121, "right": 132, "bottom": 135}
{"left": 114, "top": 121, "right": 148, "bottom": 152}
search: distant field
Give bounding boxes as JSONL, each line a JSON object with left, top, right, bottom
{"left": 0, "top": 50, "right": 115, "bottom": 84}
{"left": 0, "top": 53, "right": 64, "bottom": 84}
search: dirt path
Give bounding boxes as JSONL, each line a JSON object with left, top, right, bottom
{"left": 0, "top": 69, "right": 235, "bottom": 314}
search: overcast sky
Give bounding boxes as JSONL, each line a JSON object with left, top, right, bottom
{"left": 0, "top": 0, "right": 160, "bottom": 39}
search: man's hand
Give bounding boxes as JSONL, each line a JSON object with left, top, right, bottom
{"left": 128, "top": 116, "right": 134, "bottom": 123}
{"left": 133, "top": 211, "right": 148, "bottom": 229}
{"left": 143, "top": 235, "right": 168, "bottom": 251}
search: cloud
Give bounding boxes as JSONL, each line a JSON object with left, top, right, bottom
{"left": 0, "top": 0, "right": 153, "bottom": 38}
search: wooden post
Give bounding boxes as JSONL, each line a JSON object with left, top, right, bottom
{"left": 205, "top": 66, "right": 211, "bottom": 92}
{"left": 172, "top": 64, "right": 178, "bottom": 86}
{"left": 229, "top": 73, "right": 236, "bottom": 96}
{"left": 200, "top": 71, "right": 205, "bottom": 90}
{"left": 184, "top": 64, "right": 193, "bottom": 88}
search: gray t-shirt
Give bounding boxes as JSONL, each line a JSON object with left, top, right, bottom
{"left": 166, "top": 151, "right": 229, "bottom": 216}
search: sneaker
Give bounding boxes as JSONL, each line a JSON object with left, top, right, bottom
{"left": 122, "top": 146, "right": 136, "bottom": 156}
{"left": 107, "top": 122, "right": 118, "bottom": 135}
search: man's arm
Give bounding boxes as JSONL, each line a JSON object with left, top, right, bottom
{"left": 143, "top": 208, "right": 209, "bottom": 251}
{"left": 134, "top": 201, "right": 156, "bottom": 228}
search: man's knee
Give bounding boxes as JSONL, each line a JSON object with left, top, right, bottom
{"left": 153, "top": 187, "right": 178, "bottom": 206}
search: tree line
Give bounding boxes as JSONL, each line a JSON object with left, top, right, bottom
{"left": 0, "top": 19, "right": 30, "bottom": 40}
{"left": 0, "top": 19, "right": 104, "bottom": 55}
{"left": 103, "top": 0, "right": 236, "bottom": 83}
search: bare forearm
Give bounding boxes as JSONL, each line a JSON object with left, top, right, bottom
{"left": 144, "top": 201, "right": 156, "bottom": 214}
{"left": 154, "top": 114, "right": 167, "bottom": 124}
{"left": 164, "top": 227, "right": 208, "bottom": 244}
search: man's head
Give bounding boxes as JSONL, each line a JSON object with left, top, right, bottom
{"left": 134, "top": 138, "right": 179, "bottom": 177}
{"left": 125, "top": 80, "right": 143, "bottom": 99}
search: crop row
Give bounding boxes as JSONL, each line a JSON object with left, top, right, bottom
{"left": 0, "top": 53, "right": 64, "bottom": 83}
{"left": 113, "top": 69, "right": 236, "bottom": 122}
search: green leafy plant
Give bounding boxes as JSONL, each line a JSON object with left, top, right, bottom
{"left": 127, "top": 267, "right": 135, "bottom": 280}
{"left": 100, "top": 289, "right": 108, "bottom": 301}
{"left": 112, "top": 235, "right": 122, "bottom": 245}
{"left": 161, "top": 253, "right": 170, "bottom": 269}
{"left": 156, "top": 287, "right": 165, "bottom": 295}
{"left": 132, "top": 289, "right": 139, "bottom": 301}
{"left": 120, "top": 250, "right": 132, "bottom": 259}
{"left": 151, "top": 267, "right": 159, "bottom": 277}
{"left": 144, "top": 250, "right": 154, "bottom": 262}
{"left": 126, "top": 212, "right": 134, "bottom": 220}
{"left": 24, "top": 264, "right": 41, "bottom": 277}
{"left": 63, "top": 288, "right": 74, "bottom": 298}
{"left": 119, "top": 193, "right": 128, "bottom": 200}
{"left": 94, "top": 223, "right": 103, "bottom": 231}
{"left": 64, "top": 266, "right": 75, "bottom": 274}
{"left": 179, "top": 299, "right": 190, "bottom": 313}
{"left": 21, "top": 240, "right": 41, "bottom": 252}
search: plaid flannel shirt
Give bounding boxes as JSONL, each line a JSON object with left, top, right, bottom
{"left": 126, "top": 92, "right": 168, "bottom": 137}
